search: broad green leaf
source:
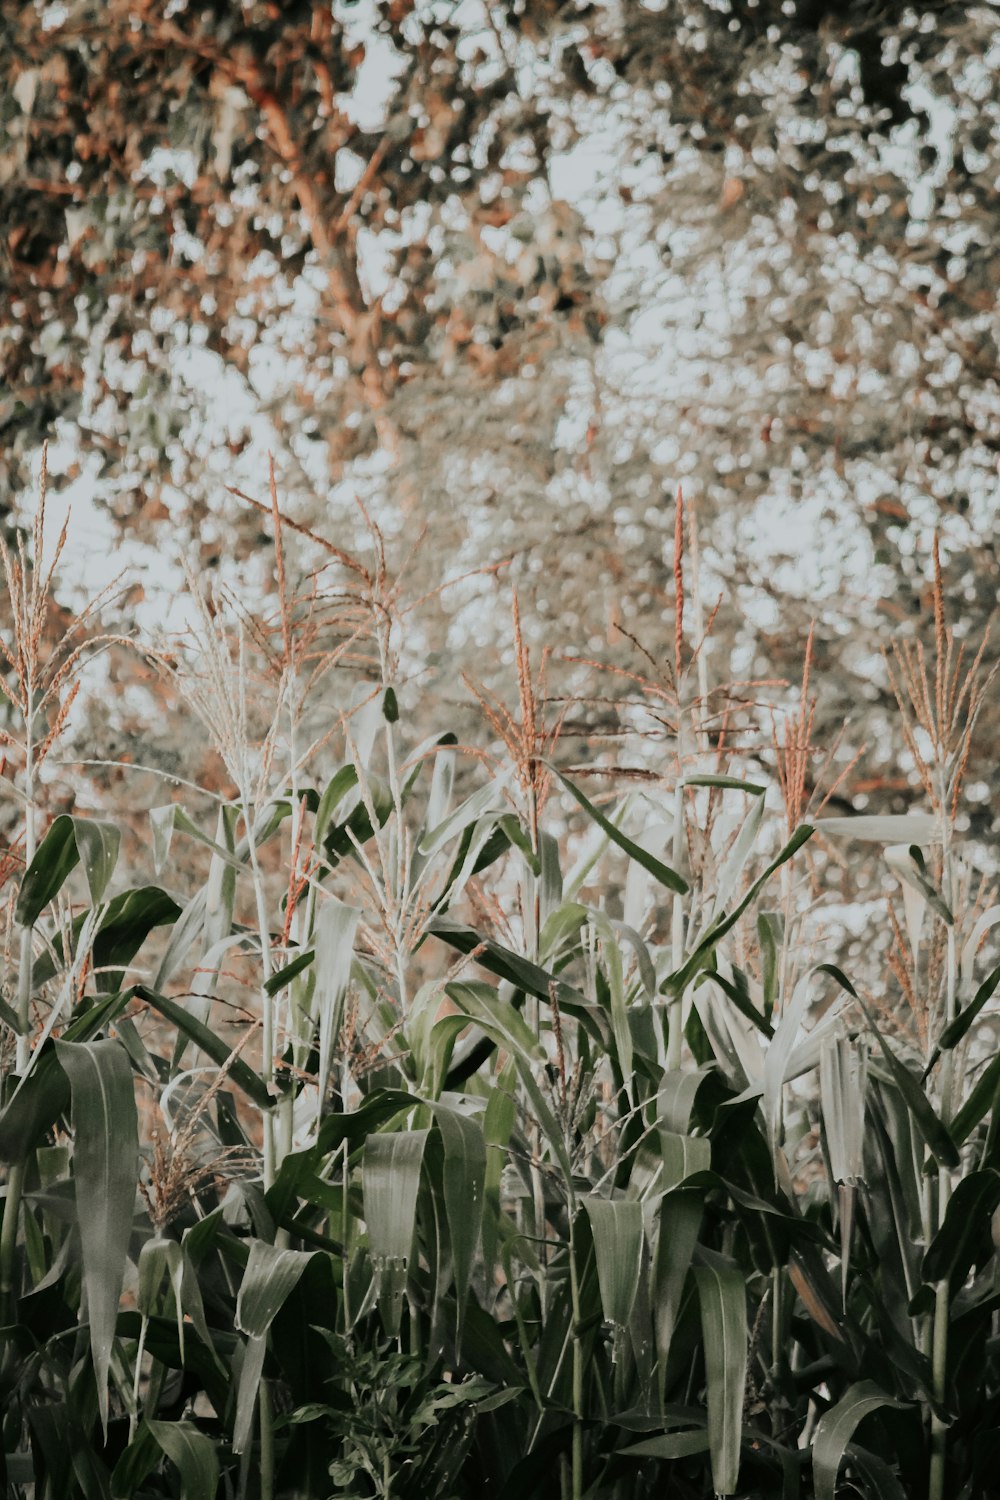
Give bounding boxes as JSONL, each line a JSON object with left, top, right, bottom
{"left": 812, "top": 1380, "right": 907, "bottom": 1500}
{"left": 922, "top": 1170, "right": 1000, "bottom": 1292}
{"left": 418, "top": 772, "right": 508, "bottom": 856}
{"left": 137, "top": 1236, "right": 185, "bottom": 1358}
{"left": 314, "top": 764, "right": 359, "bottom": 847}
{"left": 445, "top": 981, "right": 571, "bottom": 1180}
{"left": 710, "top": 793, "right": 764, "bottom": 921}
{"left": 659, "top": 1130, "right": 711, "bottom": 1191}
{"left": 549, "top": 767, "right": 688, "bottom": 894}
{"left": 364, "top": 1129, "right": 429, "bottom": 1335}
{"left": 694, "top": 1256, "right": 747, "bottom": 1496}
{"left": 584, "top": 1197, "right": 644, "bottom": 1328}
{"left": 233, "top": 1333, "right": 268, "bottom": 1456}
{"left": 652, "top": 1189, "right": 703, "bottom": 1402}
{"left": 0, "top": 1045, "right": 69, "bottom": 1161}
{"left": 145, "top": 1421, "right": 219, "bottom": 1500}
{"left": 16, "top": 815, "right": 80, "bottom": 925}
{"left": 431, "top": 1101, "right": 487, "bottom": 1339}
{"left": 235, "top": 1238, "right": 316, "bottom": 1337}
{"left": 232, "top": 1239, "right": 317, "bottom": 1457}
{"left": 71, "top": 819, "right": 121, "bottom": 905}
{"left": 620, "top": 1430, "right": 711, "bottom": 1459}
{"left": 54, "top": 1037, "right": 138, "bottom": 1436}
{"left": 31, "top": 885, "right": 182, "bottom": 993}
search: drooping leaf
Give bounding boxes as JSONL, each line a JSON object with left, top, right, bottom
{"left": 693, "top": 1256, "right": 747, "bottom": 1496}
{"left": 54, "top": 1037, "right": 138, "bottom": 1436}
{"left": 812, "top": 1380, "right": 907, "bottom": 1500}
{"left": 431, "top": 1100, "right": 487, "bottom": 1340}
{"left": 363, "top": 1129, "right": 429, "bottom": 1336}
{"left": 145, "top": 1421, "right": 219, "bottom": 1500}
{"left": 584, "top": 1197, "right": 644, "bottom": 1329}
{"left": 549, "top": 767, "right": 689, "bottom": 894}
{"left": 921, "top": 1169, "right": 1000, "bottom": 1292}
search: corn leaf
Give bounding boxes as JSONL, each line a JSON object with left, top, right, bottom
{"left": 135, "top": 985, "right": 273, "bottom": 1110}
{"left": 431, "top": 1101, "right": 487, "bottom": 1339}
{"left": 858, "top": 997, "right": 960, "bottom": 1168}
{"left": 584, "top": 1197, "right": 644, "bottom": 1330}
{"left": 145, "top": 1421, "right": 219, "bottom": 1500}
{"left": 812, "top": 1380, "right": 907, "bottom": 1500}
{"left": 363, "top": 1129, "right": 429, "bottom": 1335}
{"left": 548, "top": 767, "right": 689, "bottom": 894}
{"left": 54, "top": 1037, "right": 138, "bottom": 1436}
{"left": 693, "top": 1256, "right": 747, "bottom": 1496}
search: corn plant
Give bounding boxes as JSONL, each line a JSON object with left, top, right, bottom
{"left": 0, "top": 466, "right": 998, "bottom": 1500}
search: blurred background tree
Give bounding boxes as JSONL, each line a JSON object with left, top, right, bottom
{"left": 1, "top": 0, "right": 998, "bottom": 844}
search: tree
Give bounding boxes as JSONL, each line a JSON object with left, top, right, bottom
{"left": 2, "top": 1, "right": 998, "bottom": 837}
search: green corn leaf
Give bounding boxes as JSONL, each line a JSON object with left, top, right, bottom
{"left": 858, "top": 997, "right": 960, "bottom": 1169}
{"left": 418, "top": 773, "right": 508, "bottom": 856}
{"left": 706, "top": 968, "right": 774, "bottom": 1040}
{"left": 922, "top": 1169, "right": 1000, "bottom": 1292}
{"left": 951, "top": 1053, "right": 1000, "bottom": 1146}
{"left": 235, "top": 1238, "right": 317, "bottom": 1337}
{"left": 364, "top": 1129, "right": 429, "bottom": 1335}
{"left": 16, "top": 815, "right": 121, "bottom": 926}
{"left": 264, "top": 946, "right": 315, "bottom": 996}
{"left": 816, "top": 813, "right": 937, "bottom": 843}
{"left": 314, "top": 764, "right": 360, "bottom": 847}
{"left": 135, "top": 985, "right": 273, "bottom": 1110}
{"left": 445, "top": 982, "right": 571, "bottom": 1179}
{"left": 16, "top": 815, "right": 80, "bottom": 926}
{"left": 659, "top": 1130, "right": 712, "bottom": 1192}
{"left": 233, "top": 1333, "right": 268, "bottom": 1457}
{"left": 71, "top": 818, "right": 121, "bottom": 905}
{"left": 669, "top": 827, "right": 813, "bottom": 995}
{"left": 548, "top": 766, "right": 689, "bottom": 894}
{"left": 693, "top": 1256, "right": 747, "bottom": 1496}
{"left": 812, "top": 1380, "right": 908, "bottom": 1500}
{"left": 583, "top": 1197, "right": 644, "bottom": 1329}
{"left": 652, "top": 1188, "right": 703, "bottom": 1403}
{"left": 682, "top": 774, "right": 767, "bottom": 795}
{"left": 937, "top": 961, "right": 1000, "bottom": 1055}
{"left": 482, "top": 1062, "right": 516, "bottom": 1285}
{"left": 430, "top": 1101, "right": 487, "bottom": 1340}
{"left": 145, "top": 1421, "right": 219, "bottom": 1500}
{"left": 54, "top": 1037, "right": 138, "bottom": 1437}
{"left": 313, "top": 898, "right": 361, "bottom": 1107}
{"left": 619, "top": 1430, "right": 711, "bottom": 1459}
{"left": 137, "top": 1236, "right": 185, "bottom": 1358}
{"left": 0, "top": 1045, "right": 69, "bottom": 1161}
{"left": 232, "top": 1239, "right": 317, "bottom": 1456}
{"left": 30, "top": 885, "right": 182, "bottom": 993}
{"left": 657, "top": 1067, "right": 712, "bottom": 1133}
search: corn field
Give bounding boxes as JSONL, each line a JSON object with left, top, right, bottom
{"left": 1, "top": 458, "right": 999, "bottom": 1500}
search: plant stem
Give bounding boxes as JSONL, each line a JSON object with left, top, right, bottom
{"left": 259, "top": 1378, "right": 275, "bottom": 1500}
{"left": 568, "top": 1212, "right": 584, "bottom": 1500}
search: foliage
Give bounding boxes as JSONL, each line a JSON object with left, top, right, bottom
{"left": 0, "top": 469, "right": 999, "bottom": 1500}
{"left": 2, "top": 2, "right": 999, "bottom": 846}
